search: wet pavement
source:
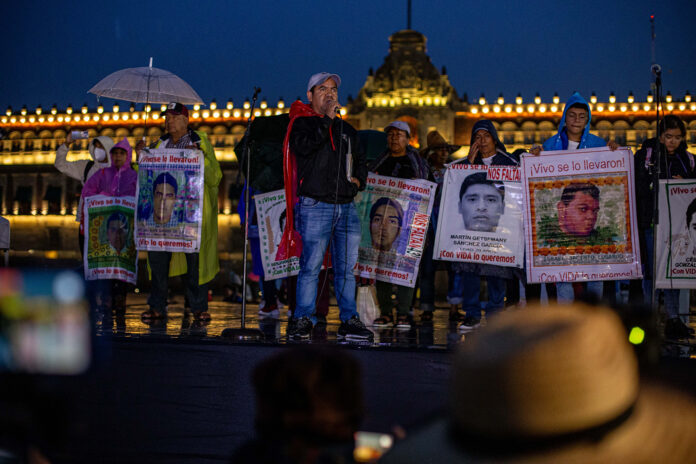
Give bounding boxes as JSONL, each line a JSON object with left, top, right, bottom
{"left": 96, "top": 294, "right": 466, "bottom": 349}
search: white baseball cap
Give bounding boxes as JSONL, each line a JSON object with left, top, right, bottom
{"left": 307, "top": 72, "right": 342, "bottom": 92}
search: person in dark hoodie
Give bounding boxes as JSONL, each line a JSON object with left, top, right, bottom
{"left": 451, "top": 120, "right": 520, "bottom": 332}
{"left": 283, "top": 72, "right": 372, "bottom": 341}
{"left": 632, "top": 114, "right": 695, "bottom": 340}
{"left": 533, "top": 92, "right": 618, "bottom": 304}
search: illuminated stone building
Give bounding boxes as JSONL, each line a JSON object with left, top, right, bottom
{"left": 1, "top": 28, "right": 695, "bottom": 264}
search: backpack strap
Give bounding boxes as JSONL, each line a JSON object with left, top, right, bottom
{"left": 83, "top": 160, "right": 95, "bottom": 183}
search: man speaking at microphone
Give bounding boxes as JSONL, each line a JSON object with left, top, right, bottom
{"left": 284, "top": 72, "right": 371, "bottom": 340}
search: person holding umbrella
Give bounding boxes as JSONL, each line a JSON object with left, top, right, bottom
{"left": 135, "top": 103, "right": 222, "bottom": 322}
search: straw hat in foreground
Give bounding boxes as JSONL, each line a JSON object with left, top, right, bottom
{"left": 381, "top": 304, "right": 696, "bottom": 463}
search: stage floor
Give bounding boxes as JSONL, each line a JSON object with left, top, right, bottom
{"left": 95, "top": 294, "right": 465, "bottom": 348}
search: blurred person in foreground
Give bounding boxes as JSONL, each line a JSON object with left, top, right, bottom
{"left": 381, "top": 303, "right": 696, "bottom": 463}
{"left": 231, "top": 346, "right": 363, "bottom": 464}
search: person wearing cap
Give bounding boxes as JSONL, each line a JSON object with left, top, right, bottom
{"left": 281, "top": 72, "right": 371, "bottom": 341}
{"left": 55, "top": 132, "right": 114, "bottom": 257}
{"left": 418, "top": 131, "right": 460, "bottom": 322}
{"left": 451, "top": 119, "right": 520, "bottom": 333}
{"left": 381, "top": 303, "right": 696, "bottom": 463}
{"left": 135, "top": 102, "right": 222, "bottom": 322}
{"left": 369, "top": 121, "right": 431, "bottom": 330}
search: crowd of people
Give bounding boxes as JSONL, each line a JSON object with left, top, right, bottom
{"left": 54, "top": 71, "right": 695, "bottom": 341}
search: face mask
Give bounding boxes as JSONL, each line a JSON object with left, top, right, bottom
{"left": 93, "top": 147, "right": 106, "bottom": 162}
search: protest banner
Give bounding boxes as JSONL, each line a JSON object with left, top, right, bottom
{"left": 655, "top": 179, "right": 696, "bottom": 288}
{"left": 521, "top": 147, "right": 642, "bottom": 284}
{"left": 355, "top": 173, "right": 437, "bottom": 287}
{"left": 84, "top": 195, "right": 137, "bottom": 284}
{"left": 255, "top": 189, "right": 300, "bottom": 280}
{"left": 134, "top": 149, "right": 203, "bottom": 253}
{"left": 433, "top": 164, "right": 524, "bottom": 268}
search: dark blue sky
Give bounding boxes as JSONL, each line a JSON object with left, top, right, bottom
{"left": 3, "top": 0, "right": 695, "bottom": 111}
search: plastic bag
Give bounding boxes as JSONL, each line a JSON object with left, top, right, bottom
{"left": 357, "top": 285, "right": 378, "bottom": 326}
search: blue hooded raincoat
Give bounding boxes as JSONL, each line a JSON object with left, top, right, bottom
{"left": 542, "top": 92, "right": 606, "bottom": 151}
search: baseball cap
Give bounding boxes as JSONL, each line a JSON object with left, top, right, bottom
{"left": 163, "top": 102, "right": 189, "bottom": 118}
{"left": 307, "top": 72, "right": 342, "bottom": 92}
{"left": 385, "top": 121, "right": 411, "bottom": 137}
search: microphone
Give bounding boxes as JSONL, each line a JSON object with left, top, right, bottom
{"left": 651, "top": 64, "right": 662, "bottom": 76}
{"left": 252, "top": 87, "right": 262, "bottom": 98}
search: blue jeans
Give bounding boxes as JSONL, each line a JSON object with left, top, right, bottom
{"left": 451, "top": 271, "right": 505, "bottom": 319}
{"left": 295, "top": 197, "right": 360, "bottom": 323}
{"left": 556, "top": 281, "right": 603, "bottom": 304}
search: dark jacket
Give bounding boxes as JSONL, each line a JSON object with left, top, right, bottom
{"left": 467, "top": 120, "right": 519, "bottom": 166}
{"left": 369, "top": 145, "right": 432, "bottom": 180}
{"left": 634, "top": 137, "right": 696, "bottom": 229}
{"left": 235, "top": 113, "right": 289, "bottom": 193}
{"left": 290, "top": 115, "right": 367, "bottom": 204}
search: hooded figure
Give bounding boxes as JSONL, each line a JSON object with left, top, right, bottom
{"left": 55, "top": 135, "right": 115, "bottom": 223}
{"left": 80, "top": 138, "right": 137, "bottom": 235}
{"left": 466, "top": 120, "right": 518, "bottom": 166}
{"left": 81, "top": 138, "right": 137, "bottom": 199}
{"left": 542, "top": 92, "right": 606, "bottom": 151}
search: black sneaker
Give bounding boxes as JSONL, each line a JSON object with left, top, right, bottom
{"left": 458, "top": 316, "right": 481, "bottom": 332}
{"left": 664, "top": 318, "right": 694, "bottom": 340}
{"left": 338, "top": 316, "right": 374, "bottom": 340}
{"left": 287, "top": 316, "right": 313, "bottom": 339}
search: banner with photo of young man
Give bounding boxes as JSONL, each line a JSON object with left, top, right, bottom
{"left": 255, "top": 189, "right": 300, "bottom": 280}
{"left": 521, "top": 147, "right": 642, "bottom": 284}
{"left": 84, "top": 195, "right": 137, "bottom": 284}
{"left": 433, "top": 164, "right": 524, "bottom": 268}
{"left": 355, "top": 173, "right": 437, "bottom": 287}
{"left": 134, "top": 149, "right": 204, "bottom": 253}
{"left": 655, "top": 179, "right": 696, "bottom": 288}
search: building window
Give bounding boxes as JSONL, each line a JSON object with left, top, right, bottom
{"left": 616, "top": 131, "right": 626, "bottom": 145}
{"left": 15, "top": 186, "right": 32, "bottom": 215}
{"left": 44, "top": 186, "right": 62, "bottom": 215}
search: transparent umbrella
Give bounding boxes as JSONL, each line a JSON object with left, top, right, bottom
{"left": 88, "top": 58, "right": 203, "bottom": 105}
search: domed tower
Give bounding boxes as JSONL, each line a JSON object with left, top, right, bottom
{"left": 349, "top": 29, "right": 463, "bottom": 148}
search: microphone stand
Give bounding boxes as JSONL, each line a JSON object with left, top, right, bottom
{"left": 222, "top": 87, "right": 263, "bottom": 340}
{"left": 649, "top": 64, "right": 663, "bottom": 313}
